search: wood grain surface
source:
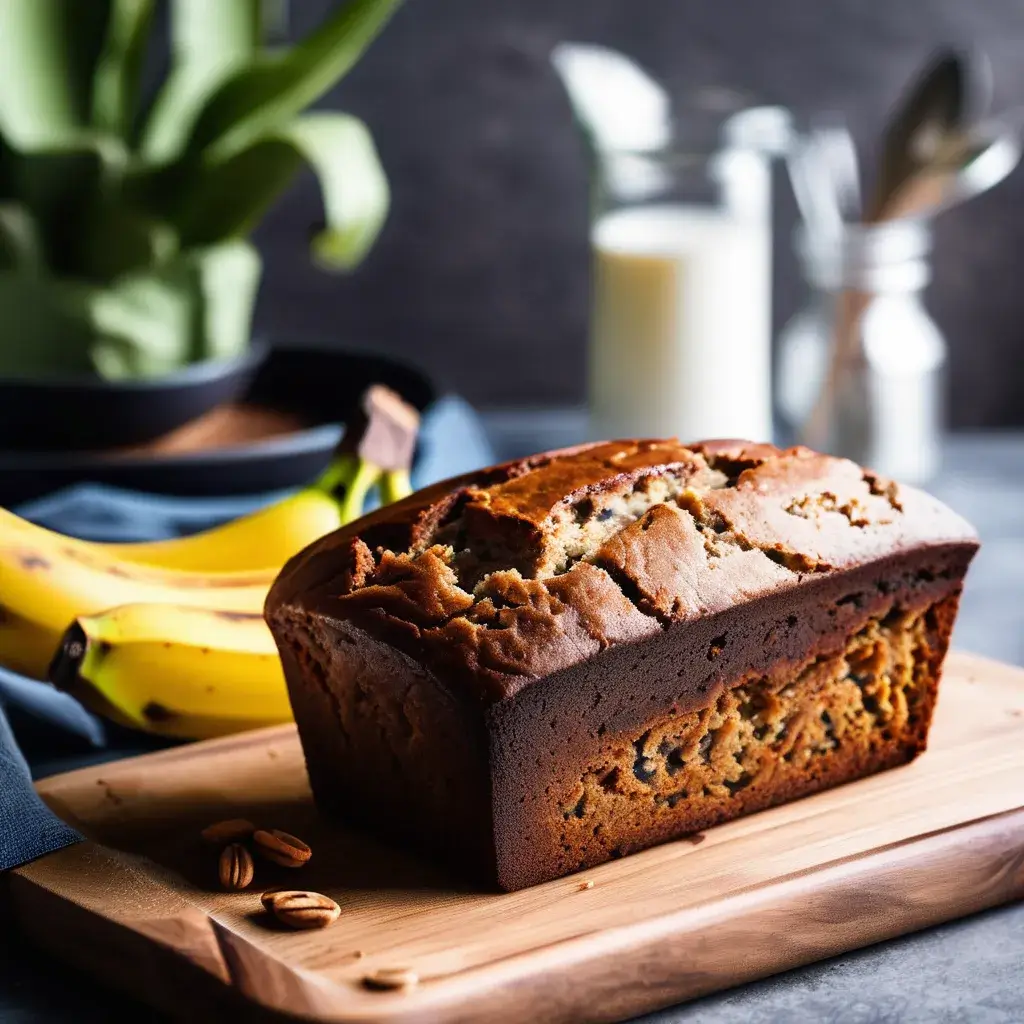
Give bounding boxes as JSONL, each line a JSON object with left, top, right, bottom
{"left": 7, "top": 650, "right": 1024, "bottom": 1023}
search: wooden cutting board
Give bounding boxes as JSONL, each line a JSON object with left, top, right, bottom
{"left": 7, "top": 650, "right": 1024, "bottom": 1023}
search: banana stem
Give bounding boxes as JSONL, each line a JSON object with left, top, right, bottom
{"left": 312, "top": 455, "right": 411, "bottom": 524}
{"left": 50, "top": 622, "right": 140, "bottom": 732}
{"left": 379, "top": 469, "right": 412, "bottom": 505}
{"left": 313, "top": 453, "right": 383, "bottom": 523}
{"left": 312, "top": 452, "right": 361, "bottom": 498}
{"left": 338, "top": 458, "right": 381, "bottom": 522}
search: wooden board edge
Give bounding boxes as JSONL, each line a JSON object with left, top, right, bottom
{"left": 6, "top": 842, "right": 241, "bottom": 1022}
{"left": 399, "top": 806, "right": 1024, "bottom": 1024}
{"left": 6, "top": 838, "right": 351, "bottom": 1023}
{"left": 34, "top": 723, "right": 298, "bottom": 798}
{"left": 7, "top": 808, "right": 1024, "bottom": 1023}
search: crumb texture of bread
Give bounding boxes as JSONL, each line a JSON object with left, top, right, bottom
{"left": 510, "top": 593, "right": 957, "bottom": 890}
{"left": 265, "top": 439, "right": 979, "bottom": 891}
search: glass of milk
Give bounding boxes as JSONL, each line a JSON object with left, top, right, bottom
{"left": 589, "top": 108, "right": 791, "bottom": 445}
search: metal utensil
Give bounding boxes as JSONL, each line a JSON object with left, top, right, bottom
{"left": 800, "top": 103, "right": 1021, "bottom": 475}
{"left": 809, "top": 115, "right": 862, "bottom": 221}
{"left": 815, "top": 50, "right": 1009, "bottom": 450}
{"left": 866, "top": 49, "right": 968, "bottom": 222}
{"left": 961, "top": 43, "right": 995, "bottom": 124}
{"left": 880, "top": 109, "right": 1022, "bottom": 222}
{"left": 787, "top": 132, "right": 846, "bottom": 240}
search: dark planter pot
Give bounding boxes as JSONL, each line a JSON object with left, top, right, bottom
{"left": 0, "top": 343, "right": 270, "bottom": 453}
{"left": 0, "top": 344, "right": 437, "bottom": 506}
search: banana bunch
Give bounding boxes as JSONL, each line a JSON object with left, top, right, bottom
{"left": 2, "top": 386, "right": 419, "bottom": 740}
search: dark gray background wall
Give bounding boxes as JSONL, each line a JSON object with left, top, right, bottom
{"left": 252, "top": 0, "right": 1024, "bottom": 427}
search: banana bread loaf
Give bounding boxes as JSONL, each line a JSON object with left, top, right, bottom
{"left": 265, "top": 439, "right": 979, "bottom": 891}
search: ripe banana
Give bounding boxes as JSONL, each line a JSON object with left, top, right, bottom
{"left": 107, "top": 487, "right": 345, "bottom": 572}
{"left": 0, "top": 521, "right": 272, "bottom": 677}
{"left": 9, "top": 383, "right": 421, "bottom": 738}
{"left": 50, "top": 605, "right": 290, "bottom": 739}
{"left": 106, "top": 454, "right": 398, "bottom": 572}
{"left": 0, "top": 454, "right": 408, "bottom": 679}
{"left": 0, "top": 607, "right": 66, "bottom": 681}
{"left": 104, "top": 381, "right": 419, "bottom": 573}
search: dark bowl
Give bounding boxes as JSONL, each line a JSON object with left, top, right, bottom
{"left": 0, "top": 345, "right": 437, "bottom": 506}
{"left": 0, "top": 342, "right": 270, "bottom": 453}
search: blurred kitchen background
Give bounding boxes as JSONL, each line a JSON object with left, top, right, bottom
{"left": 255, "top": 0, "right": 1024, "bottom": 426}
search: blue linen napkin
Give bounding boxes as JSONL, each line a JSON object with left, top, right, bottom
{"left": 0, "top": 705, "right": 81, "bottom": 870}
{"left": 0, "top": 394, "right": 495, "bottom": 871}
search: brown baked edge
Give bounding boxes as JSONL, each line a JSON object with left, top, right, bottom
{"left": 271, "top": 543, "right": 973, "bottom": 892}
{"left": 491, "top": 589, "right": 957, "bottom": 890}
{"left": 487, "top": 546, "right": 971, "bottom": 890}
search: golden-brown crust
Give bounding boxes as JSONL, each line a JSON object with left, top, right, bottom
{"left": 267, "top": 439, "right": 978, "bottom": 705}
{"left": 266, "top": 438, "right": 980, "bottom": 891}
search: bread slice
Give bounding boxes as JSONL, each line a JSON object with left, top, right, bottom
{"left": 266, "top": 440, "right": 978, "bottom": 891}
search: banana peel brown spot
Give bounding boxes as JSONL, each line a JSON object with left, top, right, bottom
{"left": 17, "top": 553, "right": 51, "bottom": 571}
{"left": 142, "top": 702, "right": 176, "bottom": 723}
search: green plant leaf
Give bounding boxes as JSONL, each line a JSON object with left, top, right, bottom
{"left": 91, "top": 0, "right": 157, "bottom": 139}
{"left": 73, "top": 204, "right": 178, "bottom": 282}
{"left": 0, "top": 0, "right": 109, "bottom": 146}
{"left": 139, "top": 0, "right": 262, "bottom": 161}
{"left": 87, "top": 262, "right": 198, "bottom": 378}
{"left": 163, "top": 112, "right": 388, "bottom": 270}
{"left": 191, "top": 240, "right": 261, "bottom": 361}
{"left": 152, "top": 140, "right": 300, "bottom": 244}
{"left": 0, "top": 203, "right": 45, "bottom": 273}
{"left": 0, "top": 131, "right": 16, "bottom": 199}
{"left": 83, "top": 240, "right": 260, "bottom": 377}
{"left": 0, "top": 0, "right": 80, "bottom": 145}
{"left": 0, "top": 133, "right": 130, "bottom": 274}
{"left": 0, "top": 274, "right": 95, "bottom": 375}
{"left": 184, "top": 0, "right": 403, "bottom": 162}
{"left": 298, "top": 113, "right": 389, "bottom": 270}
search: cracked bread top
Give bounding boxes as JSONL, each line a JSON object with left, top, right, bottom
{"left": 266, "top": 439, "right": 979, "bottom": 704}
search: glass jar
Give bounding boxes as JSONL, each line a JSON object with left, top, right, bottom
{"left": 777, "top": 219, "right": 945, "bottom": 485}
{"left": 587, "top": 107, "right": 790, "bottom": 444}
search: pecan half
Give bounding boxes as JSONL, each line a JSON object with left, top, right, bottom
{"left": 253, "top": 829, "right": 312, "bottom": 867}
{"left": 263, "top": 890, "right": 340, "bottom": 930}
{"left": 200, "top": 818, "right": 255, "bottom": 846}
{"left": 219, "top": 843, "right": 254, "bottom": 891}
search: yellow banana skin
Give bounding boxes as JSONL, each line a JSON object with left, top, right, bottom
{"left": 0, "top": 608, "right": 64, "bottom": 680}
{"left": 0, "top": 508, "right": 272, "bottom": 677}
{"left": 6, "top": 443, "right": 414, "bottom": 739}
{"left": 105, "top": 453, "right": 387, "bottom": 572}
{"left": 0, "top": 456, "right": 394, "bottom": 678}
{"left": 107, "top": 488, "right": 345, "bottom": 572}
{"left": 51, "top": 604, "right": 291, "bottom": 740}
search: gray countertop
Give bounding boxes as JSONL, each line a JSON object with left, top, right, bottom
{"left": 2, "top": 426, "right": 1022, "bottom": 1023}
